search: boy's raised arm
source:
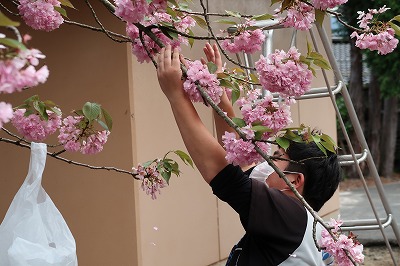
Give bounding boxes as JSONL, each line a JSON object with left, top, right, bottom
{"left": 157, "top": 45, "right": 228, "bottom": 184}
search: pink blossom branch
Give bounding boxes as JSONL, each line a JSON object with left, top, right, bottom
{"left": 198, "top": 0, "right": 256, "bottom": 71}
{"left": 0, "top": 135, "right": 140, "bottom": 180}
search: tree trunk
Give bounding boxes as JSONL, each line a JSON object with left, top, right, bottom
{"left": 349, "top": 39, "right": 365, "bottom": 138}
{"left": 380, "top": 97, "right": 398, "bottom": 178}
{"left": 347, "top": 39, "right": 365, "bottom": 178}
{"left": 367, "top": 73, "right": 381, "bottom": 170}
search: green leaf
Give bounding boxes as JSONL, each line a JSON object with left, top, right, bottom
{"left": 161, "top": 171, "right": 172, "bottom": 185}
{"left": 160, "top": 26, "right": 178, "bottom": 40}
{"left": 192, "top": 15, "right": 208, "bottom": 29}
{"left": 232, "top": 117, "right": 246, "bottom": 127}
{"left": 82, "top": 102, "right": 101, "bottom": 122}
{"left": 321, "top": 140, "right": 336, "bottom": 153}
{"left": 391, "top": 15, "right": 400, "bottom": 23}
{"left": 225, "top": 10, "right": 241, "bottom": 18}
{"left": 313, "top": 58, "right": 331, "bottom": 70}
{"left": 0, "top": 38, "right": 26, "bottom": 51}
{"left": 270, "top": 0, "right": 282, "bottom": 6}
{"left": 249, "top": 73, "right": 259, "bottom": 83}
{"left": 311, "top": 134, "right": 321, "bottom": 143}
{"left": 315, "top": 9, "right": 325, "bottom": 27}
{"left": 59, "top": 0, "right": 75, "bottom": 9}
{"left": 54, "top": 6, "right": 68, "bottom": 18}
{"left": 207, "top": 62, "right": 218, "bottom": 74}
{"left": 316, "top": 142, "right": 327, "bottom": 156}
{"left": 49, "top": 106, "right": 62, "bottom": 116}
{"left": 167, "top": 0, "right": 179, "bottom": 7}
{"left": 33, "top": 101, "right": 48, "bottom": 121}
{"left": 214, "top": 19, "right": 237, "bottom": 25}
{"left": 309, "top": 51, "right": 324, "bottom": 59}
{"left": 174, "top": 150, "right": 194, "bottom": 168}
{"left": 307, "top": 40, "right": 313, "bottom": 55}
{"left": 251, "top": 125, "right": 272, "bottom": 133}
{"left": 252, "top": 13, "right": 274, "bottom": 21}
{"left": 0, "top": 11, "right": 20, "bottom": 27}
{"left": 276, "top": 137, "right": 290, "bottom": 150}
{"left": 219, "top": 79, "right": 234, "bottom": 88}
{"left": 142, "top": 160, "right": 153, "bottom": 168}
{"left": 74, "top": 109, "right": 84, "bottom": 116}
{"left": 24, "top": 95, "right": 40, "bottom": 104}
{"left": 388, "top": 22, "right": 400, "bottom": 37}
{"left": 232, "top": 67, "right": 245, "bottom": 73}
{"left": 100, "top": 107, "right": 113, "bottom": 131}
{"left": 97, "top": 120, "right": 109, "bottom": 131}
{"left": 187, "top": 29, "right": 195, "bottom": 48}
{"left": 231, "top": 87, "right": 241, "bottom": 104}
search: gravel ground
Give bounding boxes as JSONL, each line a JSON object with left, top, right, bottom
{"left": 362, "top": 245, "right": 399, "bottom": 265}
{"left": 210, "top": 245, "right": 400, "bottom": 265}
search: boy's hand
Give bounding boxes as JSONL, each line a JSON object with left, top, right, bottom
{"left": 157, "top": 45, "right": 185, "bottom": 103}
{"left": 201, "top": 43, "right": 223, "bottom": 74}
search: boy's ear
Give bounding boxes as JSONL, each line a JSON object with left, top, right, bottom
{"left": 293, "top": 173, "right": 305, "bottom": 188}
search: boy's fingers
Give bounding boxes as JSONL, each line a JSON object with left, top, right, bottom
{"left": 164, "top": 44, "right": 172, "bottom": 67}
{"left": 157, "top": 47, "right": 165, "bottom": 73}
{"left": 172, "top": 47, "right": 180, "bottom": 68}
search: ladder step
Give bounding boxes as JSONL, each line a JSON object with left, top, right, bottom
{"left": 272, "top": 81, "right": 343, "bottom": 101}
{"left": 338, "top": 149, "right": 368, "bottom": 166}
{"left": 329, "top": 214, "right": 393, "bottom": 232}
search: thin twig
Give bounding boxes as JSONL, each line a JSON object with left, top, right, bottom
{"left": 0, "top": 2, "right": 19, "bottom": 16}
{"left": 64, "top": 20, "right": 131, "bottom": 42}
{"left": 84, "top": 0, "right": 128, "bottom": 43}
{"left": 198, "top": 0, "right": 256, "bottom": 71}
{"left": 173, "top": 8, "right": 254, "bottom": 18}
{"left": 139, "top": 29, "right": 158, "bottom": 67}
{"left": 0, "top": 136, "right": 139, "bottom": 179}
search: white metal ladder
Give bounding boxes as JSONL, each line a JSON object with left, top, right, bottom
{"left": 230, "top": 20, "right": 400, "bottom": 265}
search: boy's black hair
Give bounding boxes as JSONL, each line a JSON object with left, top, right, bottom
{"left": 285, "top": 141, "right": 342, "bottom": 211}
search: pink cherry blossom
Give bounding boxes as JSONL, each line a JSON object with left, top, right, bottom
{"left": 58, "top": 115, "right": 110, "bottom": 154}
{"left": 281, "top": 1, "right": 315, "bottom": 31}
{"left": 183, "top": 60, "right": 223, "bottom": 104}
{"left": 320, "top": 217, "right": 364, "bottom": 266}
{"left": 350, "top": 6, "right": 398, "bottom": 55}
{"left": 255, "top": 47, "right": 312, "bottom": 98}
{"left": 132, "top": 163, "right": 167, "bottom": 200}
{"left": 312, "top": 0, "right": 348, "bottom": 10}
{"left": 221, "top": 28, "right": 265, "bottom": 54}
{"left": 125, "top": 11, "right": 195, "bottom": 63}
{"left": 0, "top": 48, "right": 49, "bottom": 94}
{"left": 114, "top": 0, "right": 148, "bottom": 24}
{"left": 0, "top": 102, "right": 13, "bottom": 128}
{"left": 11, "top": 108, "right": 62, "bottom": 141}
{"left": 18, "top": 0, "right": 64, "bottom": 32}
{"left": 222, "top": 132, "right": 271, "bottom": 166}
{"left": 351, "top": 28, "right": 399, "bottom": 55}
{"left": 81, "top": 130, "right": 110, "bottom": 154}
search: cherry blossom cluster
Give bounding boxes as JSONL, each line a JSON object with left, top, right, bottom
{"left": 0, "top": 102, "right": 13, "bottom": 129}
{"left": 183, "top": 60, "right": 223, "bottom": 104}
{"left": 350, "top": 6, "right": 399, "bottom": 55}
{"left": 0, "top": 40, "right": 49, "bottom": 94}
{"left": 320, "top": 217, "right": 364, "bottom": 266}
{"left": 222, "top": 131, "right": 271, "bottom": 166}
{"left": 255, "top": 47, "right": 312, "bottom": 99}
{"left": 222, "top": 89, "right": 292, "bottom": 166}
{"left": 114, "top": 0, "right": 167, "bottom": 24}
{"left": 221, "top": 20, "right": 265, "bottom": 54}
{"left": 132, "top": 162, "right": 167, "bottom": 200}
{"left": 124, "top": 10, "right": 195, "bottom": 63}
{"left": 11, "top": 108, "right": 62, "bottom": 142}
{"left": 281, "top": 1, "right": 315, "bottom": 31}
{"left": 18, "top": 0, "right": 64, "bottom": 32}
{"left": 58, "top": 115, "right": 110, "bottom": 154}
{"left": 312, "top": 0, "right": 348, "bottom": 10}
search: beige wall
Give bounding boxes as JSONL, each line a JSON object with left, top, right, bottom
{"left": 0, "top": 1, "right": 339, "bottom": 265}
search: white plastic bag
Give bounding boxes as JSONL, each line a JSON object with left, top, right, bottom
{"left": 0, "top": 142, "right": 78, "bottom": 266}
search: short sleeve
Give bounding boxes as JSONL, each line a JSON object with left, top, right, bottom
{"left": 210, "top": 164, "right": 252, "bottom": 228}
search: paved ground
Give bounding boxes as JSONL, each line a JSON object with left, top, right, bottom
{"left": 339, "top": 181, "right": 400, "bottom": 245}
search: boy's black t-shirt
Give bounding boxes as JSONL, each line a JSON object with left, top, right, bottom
{"left": 210, "top": 164, "right": 325, "bottom": 266}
